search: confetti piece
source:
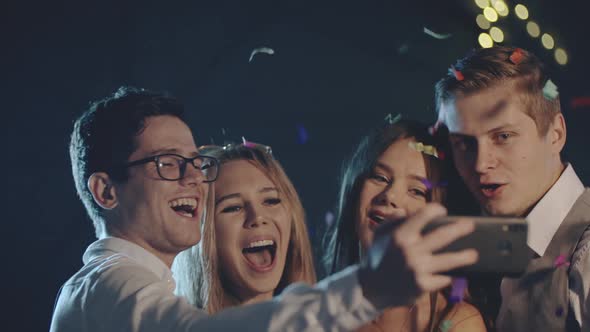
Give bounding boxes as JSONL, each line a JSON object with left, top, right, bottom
{"left": 555, "top": 306, "right": 564, "bottom": 317}
{"left": 449, "top": 66, "right": 464, "bottom": 81}
{"left": 241, "top": 136, "right": 256, "bottom": 148}
{"left": 440, "top": 320, "right": 452, "bottom": 332}
{"left": 249, "top": 47, "right": 275, "bottom": 63}
{"left": 423, "top": 27, "right": 452, "bottom": 40}
{"left": 325, "top": 211, "right": 335, "bottom": 227}
{"left": 543, "top": 79, "right": 559, "bottom": 100}
{"left": 420, "top": 179, "right": 448, "bottom": 190}
{"left": 450, "top": 277, "right": 467, "bottom": 303}
{"left": 398, "top": 43, "right": 409, "bottom": 54}
{"left": 296, "top": 124, "right": 309, "bottom": 144}
{"left": 408, "top": 141, "right": 439, "bottom": 158}
{"left": 385, "top": 113, "right": 402, "bottom": 124}
{"left": 554, "top": 254, "right": 570, "bottom": 268}
{"left": 571, "top": 97, "right": 590, "bottom": 109}
{"left": 509, "top": 48, "right": 525, "bottom": 65}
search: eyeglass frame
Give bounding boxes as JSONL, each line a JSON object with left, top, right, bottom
{"left": 124, "top": 153, "right": 220, "bottom": 182}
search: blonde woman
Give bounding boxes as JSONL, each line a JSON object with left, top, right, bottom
{"left": 173, "top": 142, "right": 316, "bottom": 313}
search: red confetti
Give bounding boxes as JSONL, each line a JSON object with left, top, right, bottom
{"left": 451, "top": 67, "right": 464, "bottom": 81}
{"left": 509, "top": 48, "right": 525, "bottom": 65}
{"left": 571, "top": 97, "right": 590, "bottom": 109}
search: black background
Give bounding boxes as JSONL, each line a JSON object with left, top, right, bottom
{"left": 2, "top": 1, "right": 589, "bottom": 330}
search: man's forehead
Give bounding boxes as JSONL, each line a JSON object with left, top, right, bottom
{"left": 442, "top": 95, "right": 516, "bottom": 135}
{"left": 135, "top": 115, "right": 198, "bottom": 156}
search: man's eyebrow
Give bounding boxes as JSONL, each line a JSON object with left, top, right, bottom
{"left": 147, "top": 148, "right": 199, "bottom": 157}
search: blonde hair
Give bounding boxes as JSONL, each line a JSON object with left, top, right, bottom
{"left": 435, "top": 46, "right": 561, "bottom": 136}
{"left": 173, "top": 144, "right": 316, "bottom": 313}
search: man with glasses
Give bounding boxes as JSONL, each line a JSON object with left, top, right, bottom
{"left": 50, "top": 86, "right": 477, "bottom": 331}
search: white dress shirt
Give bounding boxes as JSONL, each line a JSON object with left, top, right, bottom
{"left": 50, "top": 237, "right": 379, "bottom": 332}
{"left": 500, "top": 164, "right": 590, "bottom": 327}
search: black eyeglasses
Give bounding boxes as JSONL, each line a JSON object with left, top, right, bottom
{"left": 125, "top": 153, "right": 219, "bottom": 182}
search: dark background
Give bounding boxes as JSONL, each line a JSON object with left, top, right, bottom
{"left": 3, "top": 0, "right": 589, "bottom": 330}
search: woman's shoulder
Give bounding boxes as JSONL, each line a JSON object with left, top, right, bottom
{"left": 440, "top": 301, "right": 487, "bottom": 332}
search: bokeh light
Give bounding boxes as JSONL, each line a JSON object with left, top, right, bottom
{"left": 515, "top": 4, "right": 529, "bottom": 20}
{"left": 478, "top": 33, "right": 494, "bottom": 48}
{"left": 526, "top": 21, "right": 541, "bottom": 38}
{"left": 541, "top": 33, "right": 555, "bottom": 49}
{"left": 476, "top": 14, "right": 491, "bottom": 29}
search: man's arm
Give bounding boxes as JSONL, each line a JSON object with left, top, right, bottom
{"left": 51, "top": 204, "right": 476, "bottom": 332}
{"left": 570, "top": 227, "right": 590, "bottom": 328}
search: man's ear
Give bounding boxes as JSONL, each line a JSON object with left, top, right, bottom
{"left": 549, "top": 113, "right": 567, "bottom": 156}
{"left": 87, "top": 172, "right": 119, "bottom": 210}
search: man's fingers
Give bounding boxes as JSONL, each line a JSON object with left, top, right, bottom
{"left": 417, "top": 275, "right": 454, "bottom": 293}
{"left": 420, "top": 218, "right": 475, "bottom": 252}
{"left": 426, "top": 249, "right": 479, "bottom": 274}
{"left": 397, "top": 203, "right": 447, "bottom": 238}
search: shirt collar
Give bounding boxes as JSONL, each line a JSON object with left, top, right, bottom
{"left": 526, "top": 163, "right": 585, "bottom": 256}
{"left": 83, "top": 237, "right": 173, "bottom": 282}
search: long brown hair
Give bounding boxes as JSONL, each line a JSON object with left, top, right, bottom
{"left": 173, "top": 144, "right": 316, "bottom": 313}
{"left": 324, "top": 119, "right": 449, "bottom": 274}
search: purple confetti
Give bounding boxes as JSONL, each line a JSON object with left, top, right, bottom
{"left": 554, "top": 254, "right": 570, "bottom": 268}
{"left": 325, "top": 211, "right": 335, "bottom": 227}
{"left": 296, "top": 124, "right": 309, "bottom": 144}
{"left": 450, "top": 277, "right": 467, "bottom": 303}
{"left": 555, "top": 306, "right": 564, "bottom": 317}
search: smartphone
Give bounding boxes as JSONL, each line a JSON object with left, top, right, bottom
{"left": 421, "top": 216, "right": 530, "bottom": 277}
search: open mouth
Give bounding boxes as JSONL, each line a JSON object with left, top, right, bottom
{"left": 168, "top": 197, "right": 198, "bottom": 218}
{"left": 480, "top": 184, "right": 504, "bottom": 197}
{"left": 242, "top": 239, "right": 277, "bottom": 271}
{"left": 368, "top": 212, "right": 386, "bottom": 225}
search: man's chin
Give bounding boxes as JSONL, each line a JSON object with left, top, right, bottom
{"left": 482, "top": 201, "right": 518, "bottom": 217}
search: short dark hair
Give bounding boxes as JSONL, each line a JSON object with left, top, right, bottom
{"left": 69, "top": 86, "right": 186, "bottom": 237}
{"left": 323, "top": 119, "right": 449, "bottom": 274}
{"left": 435, "top": 46, "right": 560, "bottom": 136}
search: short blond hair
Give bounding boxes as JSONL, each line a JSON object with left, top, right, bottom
{"left": 435, "top": 46, "right": 560, "bottom": 136}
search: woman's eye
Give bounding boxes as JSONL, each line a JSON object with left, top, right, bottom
{"left": 220, "top": 205, "right": 242, "bottom": 213}
{"left": 264, "top": 198, "right": 282, "bottom": 206}
{"left": 409, "top": 188, "right": 427, "bottom": 198}
{"left": 371, "top": 173, "right": 389, "bottom": 183}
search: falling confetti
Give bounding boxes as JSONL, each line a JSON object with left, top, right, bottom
{"left": 440, "top": 320, "right": 452, "bottom": 332}
{"left": 571, "top": 97, "right": 590, "bottom": 109}
{"left": 398, "top": 43, "right": 409, "bottom": 54}
{"left": 449, "top": 66, "right": 464, "bottom": 81}
{"left": 249, "top": 47, "right": 275, "bottom": 62}
{"left": 384, "top": 113, "right": 402, "bottom": 124}
{"left": 450, "top": 277, "right": 467, "bottom": 303}
{"left": 554, "top": 254, "right": 570, "bottom": 268}
{"left": 423, "top": 27, "right": 452, "bottom": 40}
{"left": 241, "top": 136, "right": 256, "bottom": 148}
{"left": 509, "top": 48, "right": 525, "bottom": 65}
{"left": 555, "top": 306, "right": 564, "bottom": 317}
{"left": 296, "top": 124, "right": 309, "bottom": 144}
{"left": 408, "top": 141, "right": 439, "bottom": 158}
{"left": 420, "top": 179, "right": 448, "bottom": 190}
{"left": 325, "top": 211, "right": 335, "bottom": 227}
{"left": 543, "top": 79, "right": 559, "bottom": 100}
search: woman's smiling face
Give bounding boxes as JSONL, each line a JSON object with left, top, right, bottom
{"left": 213, "top": 160, "right": 291, "bottom": 304}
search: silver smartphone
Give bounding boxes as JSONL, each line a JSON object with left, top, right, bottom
{"left": 421, "top": 216, "right": 530, "bottom": 277}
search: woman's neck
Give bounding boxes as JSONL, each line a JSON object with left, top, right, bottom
{"left": 239, "top": 291, "right": 274, "bottom": 306}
